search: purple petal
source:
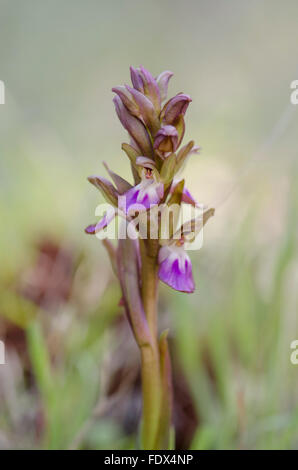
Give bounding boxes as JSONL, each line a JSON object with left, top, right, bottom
{"left": 182, "top": 187, "right": 198, "bottom": 206}
{"left": 170, "top": 181, "right": 198, "bottom": 207}
{"left": 119, "top": 180, "right": 164, "bottom": 215}
{"left": 158, "top": 245, "right": 195, "bottom": 293}
{"left": 85, "top": 223, "right": 97, "bottom": 234}
{"left": 84, "top": 210, "right": 115, "bottom": 235}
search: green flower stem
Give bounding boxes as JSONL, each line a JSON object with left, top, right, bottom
{"left": 140, "top": 239, "right": 159, "bottom": 341}
{"left": 140, "top": 343, "right": 162, "bottom": 449}
{"left": 154, "top": 330, "right": 173, "bottom": 449}
{"left": 139, "top": 239, "right": 168, "bottom": 450}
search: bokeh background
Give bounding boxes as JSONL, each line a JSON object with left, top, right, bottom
{"left": 0, "top": 0, "right": 298, "bottom": 449}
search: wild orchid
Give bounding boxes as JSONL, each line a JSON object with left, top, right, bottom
{"left": 85, "top": 66, "right": 214, "bottom": 449}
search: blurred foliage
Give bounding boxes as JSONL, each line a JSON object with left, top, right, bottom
{"left": 0, "top": 0, "right": 298, "bottom": 449}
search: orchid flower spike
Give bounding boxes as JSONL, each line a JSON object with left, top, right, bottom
{"left": 85, "top": 65, "right": 215, "bottom": 451}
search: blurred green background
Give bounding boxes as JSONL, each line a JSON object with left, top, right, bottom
{"left": 0, "top": 0, "right": 298, "bottom": 449}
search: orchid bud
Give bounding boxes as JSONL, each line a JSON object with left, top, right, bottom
{"left": 111, "top": 86, "right": 140, "bottom": 117}
{"left": 112, "top": 85, "right": 160, "bottom": 134}
{"left": 125, "top": 86, "right": 160, "bottom": 134}
{"left": 130, "top": 65, "right": 161, "bottom": 112}
{"left": 156, "top": 71, "right": 173, "bottom": 102}
{"left": 130, "top": 66, "right": 145, "bottom": 93}
{"left": 154, "top": 125, "right": 178, "bottom": 157}
{"left": 161, "top": 93, "right": 192, "bottom": 125}
{"left": 139, "top": 66, "right": 161, "bottom": 111}
{"left": 113, "top": 95, "right": 153, "bottom": 157}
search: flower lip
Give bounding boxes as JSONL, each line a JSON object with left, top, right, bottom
{"left": 158, "top": 243, "right": 195, "bottom": 293}
{"left": 119, "top": 175, "right": 164, "bottom": 216}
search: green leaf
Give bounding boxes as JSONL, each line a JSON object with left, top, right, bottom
{"left": 160, "top": 153, "right": 176, "bottom": 183}
{"left": 172, "top": 207, "right": 215, "bottom": 241}
{"left": 87, "top": 175, "right": 118, "bottom": 206}
{"left": 173, "top": 114, "right": 185, "bottom": 148}
{"left": 103, "top": 162, "right": 132, "bottom": 194}
{"left": 176, "top": 140, "right": 195, "bottom": 173}
{"left": 121, "top": 143, "right": 141, "bottom": 184}
{"left": 168, "top": 179, "right": 185, "bottom": 206}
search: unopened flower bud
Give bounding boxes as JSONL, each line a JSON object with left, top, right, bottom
{"left": 161, "top": 93, "right": 192, "bottom": 125}
{"left": 154, "top": 125, "right": 178, "bottom": 156}
{"left": 156, "top": 71, "right": 173, "bottom": 102}
{"left": 113, "top": 95, "right": 153, "bottom": 157}
{"left": 130, "top": 65, "right": 161, "bottom": 112}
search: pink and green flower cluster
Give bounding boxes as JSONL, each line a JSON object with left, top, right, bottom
{"left": 85, "top": 66, "right": 214, "bottom": 293}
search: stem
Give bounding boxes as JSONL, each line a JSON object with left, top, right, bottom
{"left": 139, "top": 239, "right": 163, "bottom": 449}
{"left": 140, "top": 344, "right": 162, "bottom": 449}
{"left": 140, "top": 239, "right": 159, "bottom": 341}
